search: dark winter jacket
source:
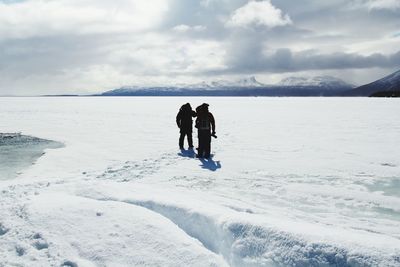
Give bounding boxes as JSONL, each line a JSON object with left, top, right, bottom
{"left": 195, "top": 105, "right": 215, "bottom": 134}
{"left": 176, "top": 104, "right": 196, "bottom": 133}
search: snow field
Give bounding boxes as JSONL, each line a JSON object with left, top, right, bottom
{"left": 0, "top": 97, "right": 399, "bottom": 266}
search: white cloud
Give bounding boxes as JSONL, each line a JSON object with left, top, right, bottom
{"left": 0, "top": 30, "right": 227, "bottom": 94}
{"left": 367, "top": 0, "right": 400, "bottom": 10}
{"left": 226, "top": 0, "right": 292, "bottom": 28}
{"left": 351, "top": 0, "right": 400, "bottom": 10}
{"left": 0, "top": 0, "right": 168, "bottom": 39}
{"left": 200, "top": 0, "right": 216, "bottom": 7}
{"left": 172, "top": 24, "right": 206, "bottom": 33}
{"left": 193, "top": 25, "right": 207, "bottom": 31}
{"left": 200, "top": 0, "right": 229, "bottom": 8}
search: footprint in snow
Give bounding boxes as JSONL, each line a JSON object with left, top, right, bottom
{"left": 381, "top": 163, "right": 397, "bottom": 167}
{"left": 31, "top": 233, "right": 49, "bottom": 250}
{"left": 33, "top": 240, "right": 49, "bottom": 250}
{"left": 97, "top": 152, "right": 178, "bottom": 182}
{"left": 0, "top": 223, "right": 9, "bottom": 236}
{"left": 61, "top": 260, "right": 78, "bottom": 267}
{"left": 15, "top": 245, "right": 26, "bottom": 256}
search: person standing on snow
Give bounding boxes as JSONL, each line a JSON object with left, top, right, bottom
{"left": 195, "top": 103, "right": 216, "bottom": 158}
{"left": 176, "top": 103, "right": 197, "bottom": 150}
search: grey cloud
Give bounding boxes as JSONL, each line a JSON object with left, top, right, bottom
{"left": 0, "top": 35, "right": 107, "bottom": 76}
{"left": 275, "top": 0, "right": 400, "bottom": 38}
{"left": 221, "top": 47, "right": 400, "bottom": 74}
{"left": 214, "top": 0, "right": 400, "bottom": 75}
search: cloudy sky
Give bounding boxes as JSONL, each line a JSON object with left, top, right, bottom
{"left": 0, "top": 0, "right": 399, "bottom": 95}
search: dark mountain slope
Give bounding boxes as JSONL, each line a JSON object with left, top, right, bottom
{"left": 344, "top": 70, "right": 400, "bottom": 96}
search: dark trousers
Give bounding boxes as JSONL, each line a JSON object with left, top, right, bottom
{"left": 179, "top": 131, "right": 193, "bottom": 148}
{"left": 197, "top": 130, "right": 211, "bottom": 157}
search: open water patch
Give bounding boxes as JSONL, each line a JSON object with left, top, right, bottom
{"left": 0, "top": 133, "right": 63, "bottom": 180}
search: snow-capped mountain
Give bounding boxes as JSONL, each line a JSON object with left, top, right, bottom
{"left": 217, "top": 76, "right": 265, "bottom": 87}
{"left": 346, "top": 69, "right": 400, "bottom": 96}
{"left": 177, "top": 81, "right": 212, "bottom": 89}
{"left": 99, "top": 75, "right": 352, "bottom": 96}
{"left": 182, "top": 76, "right": 265, "bottom": 88}
{"left": 279, "top": 76, "right": 354, "bottom": 89}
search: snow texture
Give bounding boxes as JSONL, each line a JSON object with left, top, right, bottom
{"left": 0, "top": 97, "right": 399, "bottom": 267}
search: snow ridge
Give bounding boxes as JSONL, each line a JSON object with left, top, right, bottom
{"left": 89, "top": 195, "right": 399, "bottom": 267}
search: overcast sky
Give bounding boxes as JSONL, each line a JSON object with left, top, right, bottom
{"left": 0, "top": 0, "right": 399, "bottom": 95}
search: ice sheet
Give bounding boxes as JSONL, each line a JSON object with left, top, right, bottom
{"left": 0, "top": 97, "right": 399, "bottom": 266}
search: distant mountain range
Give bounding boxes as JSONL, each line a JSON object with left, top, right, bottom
{"left": 99, "top": 76, "right": 355, "bottom": 97}
{"left": 343, "top": 69, "right": 400, "bottom": 96}
{"left": 180, "top": 76, "right": 266, "bottom": 88}
{"left": 96, "top": 70, "right": 400, "bottom": 97}
{"left": 278, "top": 76, "right": 354, "bottom": 89}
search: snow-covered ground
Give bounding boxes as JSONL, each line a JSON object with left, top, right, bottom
{"left": 0, "top": 97, "right": 399, "bottom": 267}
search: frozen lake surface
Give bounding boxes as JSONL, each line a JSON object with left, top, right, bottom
{"left": 0, "top": 97, "right": 399, "bottom": 266}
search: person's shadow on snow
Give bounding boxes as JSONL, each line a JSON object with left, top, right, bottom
{"left": 198, "top": 156, "right": 221, "bottom": 171}
{"left": 177, "top": 150, "right": 221, "bottom": 171}
{"left": 177, "top": 149, "right": 196, "bottom": 158}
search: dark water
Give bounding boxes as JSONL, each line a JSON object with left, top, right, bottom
{"left": 0, "top": 133, "right": 63, "bottom": 180}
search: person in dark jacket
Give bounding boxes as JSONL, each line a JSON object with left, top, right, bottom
{"left": 176, "top": 103, "right": 197, "bottom": 149}
{"left": 195, "top": 103, "right": 216, "bottom": 158}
